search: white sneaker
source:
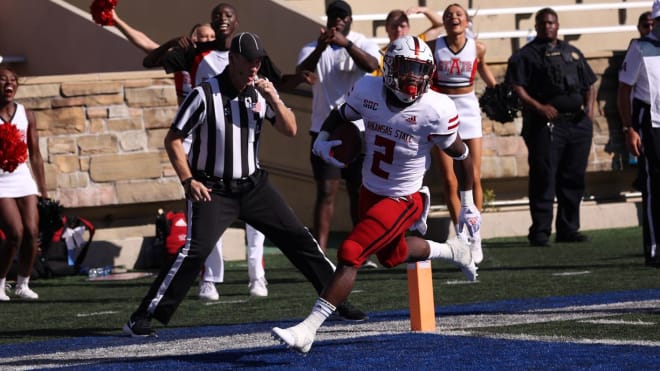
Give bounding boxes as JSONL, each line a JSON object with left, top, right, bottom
{"left": 248, "top": 277, "right": 268, "bottom": 297}
{"left": 199, "top": 280, "right": 219, "bottom": 301}
{"left": 0, "top": 284, "right": 10, "bottom": 301}
{"left": 272, "top": 323, "right": 316, "bottom": 354}
{"left": 446, "top": 237, "right": 478, "bottom": 281}
{"left": 360, "top": 259, "right": 378, "bottom": 269}
{"left": 470, "top": 235, "right": 484, "bottom": 264}
{"left": 14, "top": 285, "right": 39, "bottom": 300}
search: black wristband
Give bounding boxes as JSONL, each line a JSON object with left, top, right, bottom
{"left": 622, "top": 126, "right": 632, "bottom": 133}
{"left": 345, "top": 40, "right": 353, "bottom": 50}
{"left": 181, "top": 177, "right": 193, "bottom": 187}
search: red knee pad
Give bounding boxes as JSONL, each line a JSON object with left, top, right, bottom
{"left": 376, "top": 242, "right": 408, "bottom": 268}
{"left": 338, "top": 239, "right": 364, "bottom": 267}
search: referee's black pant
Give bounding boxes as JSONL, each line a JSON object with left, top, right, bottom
{"left": 135, "top": 169, "right": 335, "bottom": 324}
{"left": 632, "top": 99, "right": 660, "bottom": 265}
{"left": 522, "top": 112, "right": 593, "bottom": 242}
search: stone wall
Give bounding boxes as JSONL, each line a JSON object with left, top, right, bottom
{"left": 18, "top": 71, "right": 182, "bottom": 208}
{"left": 15, "top": 54, "right": 634, "bottom": 228}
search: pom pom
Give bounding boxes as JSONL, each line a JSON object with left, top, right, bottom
{"left": 479, "top": 82, "right": 520, "bottom": 123}
{"left": 90, "top": 0, "right": 118, "bottom": 26}
{"left": 0, "top": 123, "right": 28, "bottom": 173}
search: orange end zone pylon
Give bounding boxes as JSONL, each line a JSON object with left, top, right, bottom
{"left": 406, "top": 260, "right": 436, "bottom": 331}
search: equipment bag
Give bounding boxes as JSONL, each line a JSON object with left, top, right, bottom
{"left": 154, "top": 209, "right": 187, "bottom": 261}
{"left": 2, "top": 201, "right": 96, "bottom": 279}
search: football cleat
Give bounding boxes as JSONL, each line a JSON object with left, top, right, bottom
{"left": 272, "top": 323, "right": 315, "bottom": 354}
{"left": 334, "top": 301, "right": 368, "bottom": 321}
{"left": 446, "top": 237, "right": 478, "bottom": 281}
{"left": 123, "top": 313, "right": 157, "bottom": 338}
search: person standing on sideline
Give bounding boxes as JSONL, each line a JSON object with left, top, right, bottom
{"left": 637, "top": 11, "right": 654, "bottom": 38}
{"left": 0, "top": 67, "right": 48, "bottom": 301}
{"left": 123, "top": 32, "right": 366, "bottom": 337}
{"left": 506, "top": 8, "right": 596, "bottom": 247}
{"left": 371, "top": 7, "right": 444, "bottom": 78}
{"left": 617, "top": 0, "right": 660, "bottom": 267}
{"left": 112, "top": 4, "right": 269, "bottom": 299}
{"left": 622, "top": 11, "right": 655, "bottom": 192}
{"left": 272, "top": 35, "right": 479, "bottom": 354}
{"left": 297, "top": 0, "right": 380, "bottom": 253}
{"left": 427, "top": 3, "right": 496, "bottom": 264}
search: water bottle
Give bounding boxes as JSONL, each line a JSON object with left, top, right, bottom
{"left": 628, "top": 153, "right": 638, "bottom": 166}
{"left": 88, "top": 266, "right": 112, "bottom": 278}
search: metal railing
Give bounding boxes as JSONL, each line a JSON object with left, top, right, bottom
{"left": 332, "top": 1, "right": 652, "bottom": 45}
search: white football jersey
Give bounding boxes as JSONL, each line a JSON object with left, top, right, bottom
{"left": 191, "top": 49, "right": 229, "bottom": 86}
{"left": 343, "top": 75, "right": 459, "bottom": 197}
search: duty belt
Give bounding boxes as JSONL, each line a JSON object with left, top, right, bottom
{"left": 194, "top": 169, "right": 263, "bottom": 194}
{"left": 556, "top": 111, "right": 584, "bottom": 123}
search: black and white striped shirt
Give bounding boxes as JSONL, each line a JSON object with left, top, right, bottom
{"left": 171, "top": 70, "right": 277, "bottom": 181}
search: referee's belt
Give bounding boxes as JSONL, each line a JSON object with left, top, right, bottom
{"left": 195, "top": 169, "right": 263, "bottom": 194}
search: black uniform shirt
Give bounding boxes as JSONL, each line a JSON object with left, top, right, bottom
{"left": 508, "top": 39, "right": 597, "bottom": 113}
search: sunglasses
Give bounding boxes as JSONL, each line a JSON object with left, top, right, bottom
{"left": 640, "top": 23, "right": 653, "bottom": 29}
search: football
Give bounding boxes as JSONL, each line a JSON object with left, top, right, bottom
{"left": 328, "top": 122, "right": 362, "bottom": 165}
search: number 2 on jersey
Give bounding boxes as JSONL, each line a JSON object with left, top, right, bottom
{"left": 371, "top": 135, "right": 395, "bottom": 179}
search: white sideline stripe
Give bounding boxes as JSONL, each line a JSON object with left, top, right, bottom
{"left": 75, "top": 311, "right": 119, "bottom": 318}
{"left": 204, "top": 299, "right": 249, "bottom": 306}
{"left": 579, "top": 319, "right": 655, "bottom": 325}
{"left": 552, "top": 271, "right": 591, "bottom": 276}
{"left": 2, "top": 299, "right": 658, "bottom": 369}
{"left": 445, "top": 279, "right": 480, "bottom": 285}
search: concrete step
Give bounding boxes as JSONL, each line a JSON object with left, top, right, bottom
{"left": 425, "top": 196, "right": 642, "bottom": 242}
{"left": 82, "top": 227, "right": 246, "bottom": 271}
{"left": 85, "top": 196, "right": 642, "bottom": 270}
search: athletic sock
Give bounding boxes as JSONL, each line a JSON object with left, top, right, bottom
{"left": 301, "top": 297, "right": 336, "bottom": 331}
{"left": 426, "top": 240, "right": 453, "bottom": 261}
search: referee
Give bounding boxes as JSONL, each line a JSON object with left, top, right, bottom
{"left": 618, "top": 1, "right": 660, "bottom": 267}
{"left": 124, "top": 32, "right": 365, "bottom": 337}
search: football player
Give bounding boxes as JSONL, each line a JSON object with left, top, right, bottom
{"left": 272, "top": 35, "right": 480, "bottom": 353}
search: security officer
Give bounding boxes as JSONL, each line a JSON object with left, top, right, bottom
{"left": 506, "top": 8, "right": 597, "bottom": 247}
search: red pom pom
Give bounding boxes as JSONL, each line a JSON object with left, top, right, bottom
{"left": 0, "top": 123, "right": 28, "bottom": 173}
{"left": 90, "top": 0, "right": 118, "bottom": 26}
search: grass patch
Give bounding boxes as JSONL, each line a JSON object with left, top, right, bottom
{"left": 1, "top": 226, "right": 657, "bottom": 345}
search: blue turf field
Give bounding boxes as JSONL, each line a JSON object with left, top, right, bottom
{"left": 1, "top": 289, "right": 658, "bottom": 370}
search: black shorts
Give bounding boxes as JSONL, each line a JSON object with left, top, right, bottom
{"left": 309, "top": 132, "right": 363, "bottom": 181}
